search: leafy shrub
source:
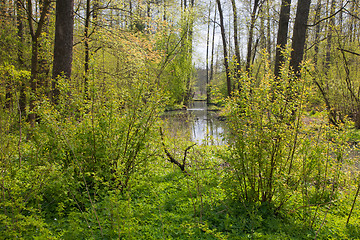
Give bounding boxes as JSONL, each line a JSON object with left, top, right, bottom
{"left": 0, "top": 162, "right": 60, "bottom": 239}
{"left": 223, "top": 53, "right": 348, "bottom": 223}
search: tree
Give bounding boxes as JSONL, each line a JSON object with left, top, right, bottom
{"left": 17, "top": 0, "right": 26, "bottom": 113}
{"left": 27, "top": 0, "right": 51, "bottom": 123}
{"left": 205, "top": 1, "right": 212, "bottom": 104}
{"left": 216, "top": 0, "right": 231, "bottom": 96}
{"left": 209, "top": 5, "right": 217, "bottom": 87}
{"left": 84, "top": 0, "right": 91, "bottom": 98}
{"left": 290, "top": 0, "right": 311, "bottom": 75}
{"left": 265, "top": 0, "right": 272, "bottom": 59}
{"left": 274, "top": 0, "right": 291, "bottom": 77}
{"left": 16, "top": 0, "right": 24, "bottom": 67}
{"left": 182, "top": 0, "right": 195, "bottom": 105}
{"left": 52, "top": 0, "right": 74, "bottom": 104}
{"left": 245, "top": 0, "right": 262, "bottom": 73}
{"left": 231, "top": 0, "right": 241, "bottom": 78}
{"left": 313, "top": 0, "right": 322, "bottom": 67}
{"left": 324, "top": 0, "right": 335, "bottom": 72}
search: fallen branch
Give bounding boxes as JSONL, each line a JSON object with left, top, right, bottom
{"left": 347, "top": 176, "right": 360, "bottom": 224}
{"left": 159, "top": 127, "right": 195, "bottom": 176}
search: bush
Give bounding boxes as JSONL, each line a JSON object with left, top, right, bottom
{"left": 223, "top": 53, "right": 348, "bottom": 224}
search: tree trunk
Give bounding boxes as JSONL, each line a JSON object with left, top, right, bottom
{"left": 209, "top": 5, "right": 217, "bottom": 85}
{"left": 129, "top": 0, "right": 132, "bottom": 29}
{"left": 349, "top": 1, "right": 355, "bottom": 43}
{"left": 183, "top": 0, "right": 194, "bottom": 105}
{"left": 27, "top": 0, "right": 51, "bottom": 124}
{"left": 266, "top": 0, "right": 272, "bottom": 60}
{"left": 231, "top": 0, "right": 241, "bottom": 78}
{"left": 339, "top": 0, "right": 343, "bottom": 33}
{"left": 324, "top": 0, "right": 335, "bottom": 72}
{"left": 290, "top": 0, "right": 311, "bottom": 75}
{"left": 163, "top": 0, "right": 167, "bottom": 21}
{"left": 84, "top": 0, "right": 90, "bottom": 98}
{"left": 29, "top": 37, "right": 39, "bottom": 122}
{"left": 216, "top": 0, "right": 231, "bottom": 96}
{"left": 206, "top": 1, "right": 212, "bottom": 104}
{"left": 274, "top": 0, "right": 291, "bottom": 77}
{"left": 313, "top": 0, "right": 321, "bottom": 68}
{"left": 245, "top": 0, "right": 260, "bottom": 73}
{"left": 38, "top": 0, "right": 51, "bottom": 95}
{"left": 17, "top": 0, "right": 25, "bottom": 113}
{"left": 16, "top": 0, "right": 24, "bottom": 66}
{"left": 52, "top": 0, "right": 74, "bottom": 104}
{"left": 5, "top": 75, "right": 13, "bottom": 111}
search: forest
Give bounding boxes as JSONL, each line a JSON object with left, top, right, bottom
{"left": 1, "top": 0, "right": 360, "bottom": 239}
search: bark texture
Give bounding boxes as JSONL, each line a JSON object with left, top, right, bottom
{"left": 274, "top": 0, "right": 291, "bottom": 77}
{"left": 52, "top": 0, "right": 74, "bottom": 103}
{"left": 290, "top": 0, "right": 311, "bottom": 74}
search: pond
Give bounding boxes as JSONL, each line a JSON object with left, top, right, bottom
{"left": 162, "top": 101, "right": 227, "bottom": 145}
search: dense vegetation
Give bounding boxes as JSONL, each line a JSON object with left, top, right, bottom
{"left": 1, "top": 0, "right": 360, "bottom": 239}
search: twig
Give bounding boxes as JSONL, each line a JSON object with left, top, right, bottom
{"left": 314, "top": 205, "right": 331, "bottom": 240}
{"left": 337, "top": 48, "right": 360, "bottom": 57}
{"left": 307, "top": 2, "right": 349, "bottom": 27}
{"left": 183, "top": 143, "right": 196, "bottom": 168}
{"left": 288, "top": 200, "right": 335, "bottom": 214}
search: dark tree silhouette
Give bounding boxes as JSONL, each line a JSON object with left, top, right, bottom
{"left": 245, "top": 0, "right": 261, "bottom": 73}
{"left": 216, "top": 0, "right": 231, "bottom": 96}
{"left": 290, "top": 0, "right": 311, "bottom": 74}
{"left": 231, "top": 0, "right": 241, "bottom": 78}
{"left": 274, "top": 0, "right": 291, "bottom": 77}
{"left": 52, "top": 0, "right": 74, "bottom": 104}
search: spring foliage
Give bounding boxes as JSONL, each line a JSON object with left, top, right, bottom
{"left": 1, "top": 1, "right": 360, "bottom": 239}
{"left": 224, "top": 53, "right": 349, "bottom": 217}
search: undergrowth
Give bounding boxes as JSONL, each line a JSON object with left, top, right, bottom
{"left": 1, "top": 54, "right": 360, "bottom": 240}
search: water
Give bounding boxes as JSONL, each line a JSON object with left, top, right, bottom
{"left": 162, "top": 101, "right": 226, "bottom": 145}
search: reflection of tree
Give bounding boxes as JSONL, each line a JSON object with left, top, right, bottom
{"left": 207, "top": 111, "right": 214, "bottom": 145}
{"left": 162, "top": 101, "right": 226, "bottom": 145}
{"left": 162, "top": 111, "right": 192, "bottom": 141}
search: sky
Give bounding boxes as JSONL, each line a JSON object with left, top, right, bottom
{"left": 191, "top": 0, "right": 248, "bottom": 68}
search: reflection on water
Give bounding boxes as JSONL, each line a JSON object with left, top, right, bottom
{"left": 162, "top": 101, "right": 226, "bottom": 145}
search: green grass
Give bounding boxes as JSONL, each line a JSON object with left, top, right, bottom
{"left": 44, "top": 144, "right": 359, "bottom": 239}
{"left": 2, "top": 109, "right": 360, "bottom": 239}
{"left": 1, "top": 142, "right": 360, "bottom": 239}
